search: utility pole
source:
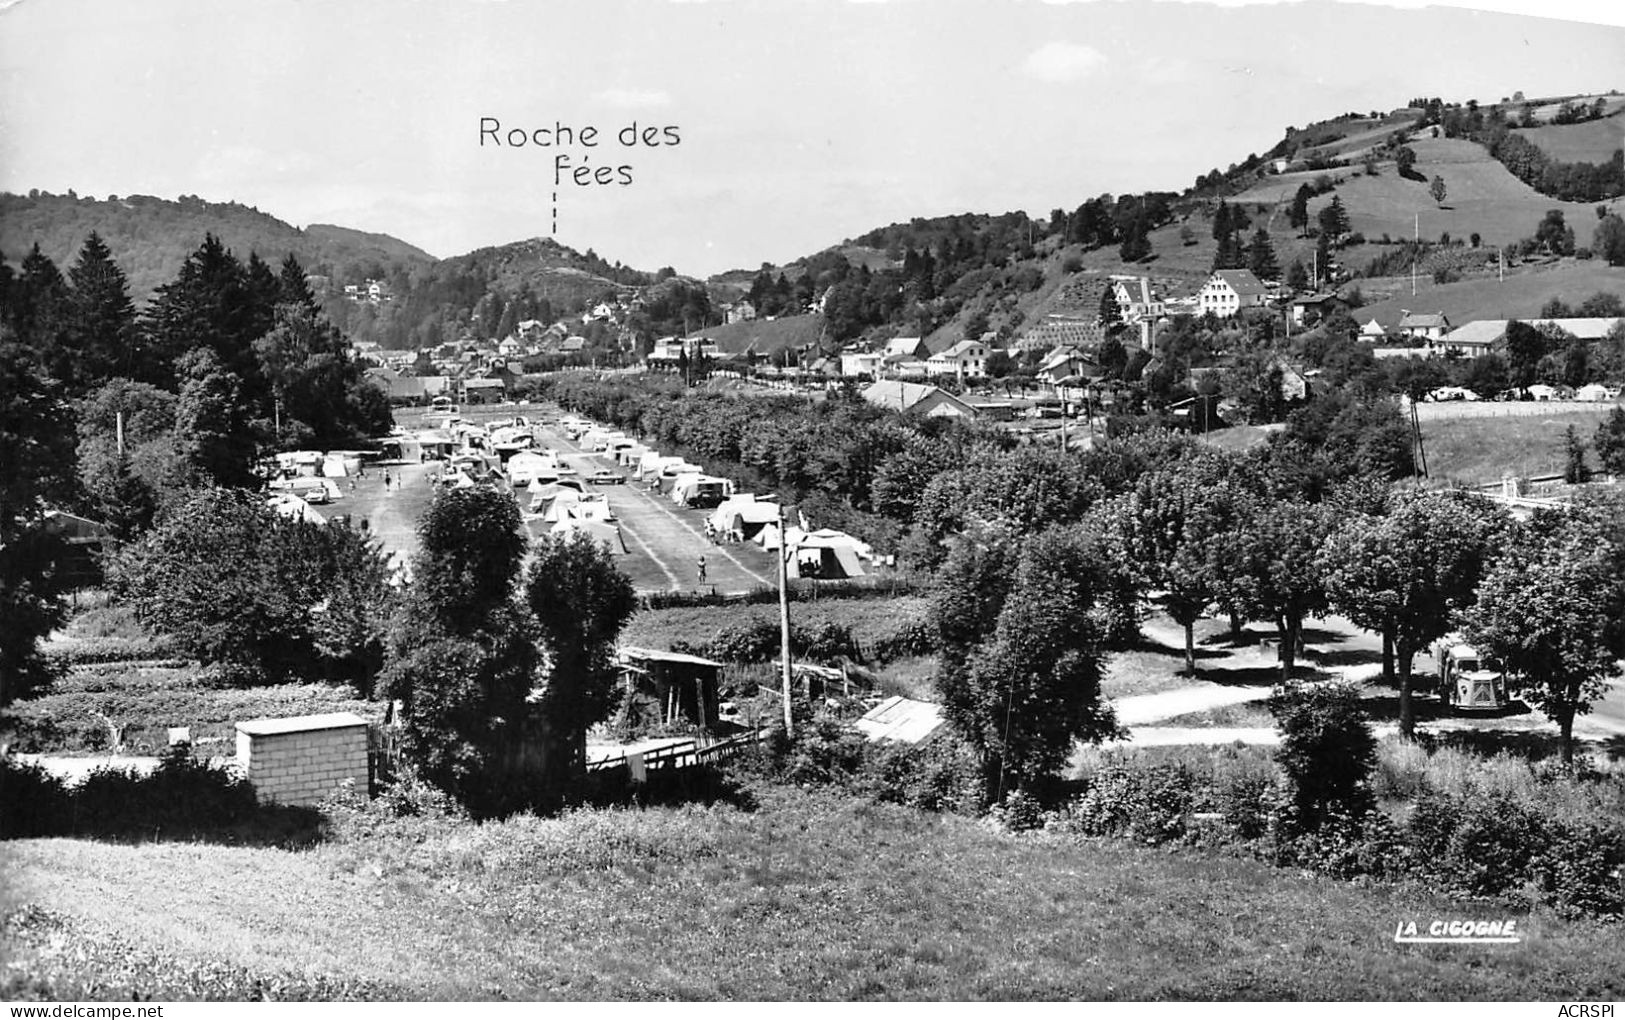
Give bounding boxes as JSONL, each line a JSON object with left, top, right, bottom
{"left": 1412, "top": 212, "right": 1419, "bottom": 297}
{"left": 776, "top": 502, "right": 794, "bottom": 738}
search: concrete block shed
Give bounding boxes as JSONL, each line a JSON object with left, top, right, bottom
{"left": 235, "top": 712, "right": 369, "bottom": 806}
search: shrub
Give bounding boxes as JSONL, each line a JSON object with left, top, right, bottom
{"left": 40, "top": 635, "right": 179, "bottom": 667}
{"left": 1405, "top": 790, "right": 1625, "bottom": 916}
{"left": 778, "top": 716, "right": 870, "bottom": 786}
{"left": 1068, "top": 758, "right": 1196, "bottom": 845}
{"left": 994, "top": 788, "right": 1045, "bottom": 832}
{"left": 1534, "top": 820, "right": 1625, "bottom": 918}
{"left": 1270, "top": 680, "right": 1376, "bottom": 833}
{"left": 0, "top": 756, "right": 70, "bottom": 837}
{"left": 1276, "top": 806, "right": 1405, "bottom": 880}
{"left": 871, "top": 616, "right": 937, "bottom": 662}
{"left": 858, "top": 736, "right": 984, "bottom": 814}
{"left": 1214, "top": 754, "right": 1279, "bottom": 840}
{"left": 2, "top": 745, "right": 259, "bottom": 841}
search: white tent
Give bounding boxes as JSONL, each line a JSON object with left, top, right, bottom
{"left": 530, "top": 481, "right": 587, "bottom": 515}
{"left": 508, "top": 451, "right": 557, "bottom": 486}
{"left": 617, "top": 444, "right": 650, "bottom": 467}
{"left": 789, "top": 532, "right": 868, "bottom": 579}
{"left": 709, "top": 495, "right": 774, "bottom": 529}
{"left": 759, "top": 525, "right": 870, "bottom": 578}
{"left": 550, "top": 517, "right": 628, "bottom": 554}
{"left": 266, "top": 494, "right": 326, "bottom": 526}
{"left": 320, "top": 455, "right": 351, "bottom": 478}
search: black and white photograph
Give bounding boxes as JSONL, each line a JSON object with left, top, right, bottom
{"left": 2, "top": 0, "right": 1623, "bottom": 1004}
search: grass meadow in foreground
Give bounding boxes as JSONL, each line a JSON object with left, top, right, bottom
{"left": 4, "top": 782, "right": 1623, "bottom": 1000}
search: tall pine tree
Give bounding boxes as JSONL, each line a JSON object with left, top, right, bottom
{"left": 66, "top": 232, "right": 137, "bottom": 390}
{"left": 1247, "top": 228, "right": 1281, "bottom": 281}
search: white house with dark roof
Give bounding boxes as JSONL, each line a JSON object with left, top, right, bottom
{"left": 1110, "top": 276, "right": 1165, "bottom": 323}
{"left": 884, "top": 336, "right": 928, "bottom": 359}
{"left": 926, "top": 338, "right": 989, "bottom": 379}
{"left": 1397, "top": 311, "right": 1451, "bottom": 342}
{"left": 1197, "top": 269, "right": 1268, "bottom": 318}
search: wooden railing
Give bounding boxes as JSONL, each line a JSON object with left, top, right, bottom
{"left": 585, "top": 731, "right": 764, "bottom": 774}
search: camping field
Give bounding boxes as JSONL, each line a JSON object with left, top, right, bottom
{"left": 1419, "top": 406, "right": 1616, "bottom": 486}
{"left": 1349, "top": 260, "right": 1625, "bottom": 328}
{"left": 6, "top": 782, "right": 1624, "bottom": 1001}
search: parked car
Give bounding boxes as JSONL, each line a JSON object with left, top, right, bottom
{"left": 587, "top": 469, "right": 626, "bottom": 485}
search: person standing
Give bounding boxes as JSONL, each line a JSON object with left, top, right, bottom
{"left": 697, "top": 554, "right": 707, "bottom": 585}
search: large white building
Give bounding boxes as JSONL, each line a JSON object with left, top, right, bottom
{"left": 1197, "top": 269, "right": 1269, "bottom": 318}
{"left": 925, "top": 339, "right": 989, "bottom": 379}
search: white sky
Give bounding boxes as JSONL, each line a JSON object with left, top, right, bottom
{"left": 2, "top": 0, "right": 1622, "bottom": 276}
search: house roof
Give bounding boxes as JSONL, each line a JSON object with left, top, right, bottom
{"left": 884, "top": 336, "right": 924, "bottom": 357}
{"left": 853, "top": 696, "right": 946, "bottom": 745}
{"left": 1437, "top": 320, "right": 1506, "bottom": 349}
{"left": 1113, "top": 276, "right": 1155, "bottom": 305}
{"left": 1399, "top": 312, "right": 1449, "bottom": 330}
{"left": 1210, "top": 269, "right": 1266, "bottom": 296}
{"left": 619, "top": 646, "right": 724, "bottom": 668}
{"left": 932, "top": 339, "right": 984, "bottom": 360}
{"left": 861, "top": 380, "right": 977, "bottom": 416}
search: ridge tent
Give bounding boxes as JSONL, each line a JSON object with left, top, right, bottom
{"left": 707, "top": 496, "right": 780, "bottom": 540}
{"left": 550, "top": 517, "right": 628, "bottom": 554}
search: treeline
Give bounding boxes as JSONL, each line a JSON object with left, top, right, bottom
{"left": 540, "top": 372, "right": 1419, "bottom": 562}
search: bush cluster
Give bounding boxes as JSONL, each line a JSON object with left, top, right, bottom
{"left": 739, "top": 717, "right": 985, "bottom": 814}
{"left": 40, "top": 635, "right": 181, "bottom": 667}
{"left": 0, "top": 745, "right": 267, "bottom": 840}
{"left": 1055, "top": 745, "right": 1625, "bottom": 919}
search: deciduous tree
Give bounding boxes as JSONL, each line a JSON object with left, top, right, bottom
{"left": 1464, "top": 521, "right": 1621, "bottom": 763}
{"left": 935, "top": 525, "right": 1119, "bottom": 797}
{"left": 1320, "top": 491, "right": 1500, "bottom": 739}
{"left": 523, "top": 530, "right": 638, "bottom": 799}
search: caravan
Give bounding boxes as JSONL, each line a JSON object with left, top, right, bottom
{"left": 1434, "top": 638, "right": 1509, "bottom": 712}
{"left": 669, "top": 473, "right": 735, "bottom": 509}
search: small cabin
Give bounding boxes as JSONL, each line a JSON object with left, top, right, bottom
{"left": 616, "top": 647, "right": 723, "bottom": 730}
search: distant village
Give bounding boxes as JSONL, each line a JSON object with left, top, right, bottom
{"left": 350, "top": 265, "right": 1624, "bottom": 424}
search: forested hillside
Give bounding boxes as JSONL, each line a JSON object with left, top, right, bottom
{"left": 0, "top": 192, "right": 434, "bottom": 302}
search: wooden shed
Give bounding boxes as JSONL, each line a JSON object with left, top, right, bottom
{"left": 616, "top": 647, "right": 723, "bottom": 730}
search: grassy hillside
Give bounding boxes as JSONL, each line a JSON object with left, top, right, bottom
{"left": 693, "top": 311, "right": 827, "bottom": 357}
{"left": 1510, "top": 112, "right": 1625, "bottom": 163}
{"left": 1349, "top": 260, "right": 1625, "bottom": 328}
{"left": 6, "top": 785, "right": 1622, "bottom": 1000}
{"left": 1238, "top": 138, "right": 1623, "bottom": 250}
{"left": 1284, "top": 109, "right": 1419, "bottom": 164}
{"left": 0, "top": 192, "right": 434, "bottom": 302}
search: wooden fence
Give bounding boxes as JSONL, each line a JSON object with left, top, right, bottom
{"left": 586, "top": 731, "right": 764, "bottom": 775}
